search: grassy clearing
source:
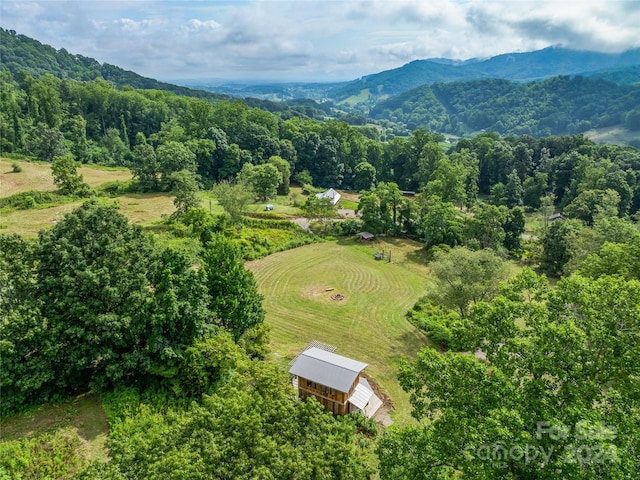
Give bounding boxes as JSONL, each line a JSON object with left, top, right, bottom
{"left": 0, "top": 393, "right": 110, "bottom": 464}
{"left": 584, "top": 126, "right": 638, "bottom": 146}
{"left": 0, "top": 157, "right": 131, "bottom": 197}
{"left": 247, "top": 237, "right": 434, "bottom": 425}
{"left": 338, "top": 88, "right": 371, "bottom": 106}
{"left": 0, "top": 193, "right": 178, "bottom": 238}
{"left": 0, "top": 203, "right": 80, "bottom": 237}
{"left": 116, "top": 193, "right": 177, "bottom": 226}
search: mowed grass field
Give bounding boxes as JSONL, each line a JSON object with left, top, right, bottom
{"left": 247, "top": 237, "right": 434, "bottom": 425}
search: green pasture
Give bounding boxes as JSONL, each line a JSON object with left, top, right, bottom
{"left": 247, "top": 237, "right": 434, "bottom": 425}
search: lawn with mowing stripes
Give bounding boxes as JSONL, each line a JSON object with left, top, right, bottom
{"left": 247, "top": 238, "right": 435, "bottom": 425}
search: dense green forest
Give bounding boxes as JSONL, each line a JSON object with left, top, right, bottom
{"left": 5, "top": 28, "right": 640, "bottom": 141}
{"left": 2, "top": 29, "right": 640, "bottom": 479}
{"left": 0, "top": 28, "right": 229, "bottom": 102}
{"left": 371, "top": 76, "right": 640, "bottom": 138}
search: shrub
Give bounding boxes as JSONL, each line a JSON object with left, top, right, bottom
{"left": 0, "top": 191, "right": 66, "bottom": 210}
{"left": 11, "top": 163, "right": 22, "bottom": 173}
{"left": 406, "top": 300, "right": 465, "bottom": 350}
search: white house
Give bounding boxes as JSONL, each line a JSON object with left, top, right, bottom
{"left": 315, "top": 188, "right": 341, "bottom": 205}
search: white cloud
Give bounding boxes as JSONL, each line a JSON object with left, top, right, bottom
{"left": 1, "top": 0, "right": 638, "bottom": 81}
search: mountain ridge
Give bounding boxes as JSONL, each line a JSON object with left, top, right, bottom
{"left": 333, "top": 46, "right": 640, "bottom": 102}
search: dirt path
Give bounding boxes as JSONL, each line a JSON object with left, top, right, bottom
{"left": 291, "top": 217, "right": 312, "bottom": 232}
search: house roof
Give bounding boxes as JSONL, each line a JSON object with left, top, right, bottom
{"left": 547, "top": 213, "right": 567, "bottom": 221}
{"left": 289, "top": 347, "right": 367, "bottom": 392}
{"left": 358, "top": 231, "right": 374, "bottom": 239}
{"left": 316, "top": 188, "right": 342, "bottom": 205}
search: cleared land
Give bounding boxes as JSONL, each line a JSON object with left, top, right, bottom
{"left": 584, "top": 126, "right": 638, "bottom": 146}
{"left": 0, "top": 158, "right": 179, "bottom": 237}
{"left": 1, "top": 393, "right": 110, "bottom": 463}
{"left": 247, "top": 238, "right": 433, "bottom": 425}
{"left": 0, "top": 158, "right": 131, "bottom": 197}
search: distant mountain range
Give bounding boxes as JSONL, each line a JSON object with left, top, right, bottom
{"left": 182, "top": 46, "right": 640, "bottom": 104}
{"left": 337, "top": 46, "right": 640, "bottom": 101}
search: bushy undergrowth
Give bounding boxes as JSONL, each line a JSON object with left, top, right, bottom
{"left": 0, "top": 429, "right": 87, "bottom": 480}
{"left": 406, "top": 299, "right": 466, "bottom": 350}
{"left": 0, "top": 190, "right": 72, "bottom": 210}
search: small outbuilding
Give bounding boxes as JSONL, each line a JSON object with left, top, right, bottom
{"left": 547, "top": 213, "right": 567, "bottom": 221}
{"left": 265, "top": 204, "right": 274, "bottom": 211}
{"left": 358, "top": 231, "right": 375, "bottom": 242}
{"left": 316, "top": 188, "right": 342, "bottom": 205}
{"left": 289, "top": 345, "right": 381, "bottom": 417}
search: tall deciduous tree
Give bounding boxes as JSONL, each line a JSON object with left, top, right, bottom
{"left": 380, "top": 270, "right": 640, "bottom": 479}
{"left": 25, "top": 123, "right": 67, "bottom": 161}
{"left": 419, "top": 199, "right": 465, "bottom": 249}
{"left": 202, "top": 235, "right": 264, "bottom": 341}
{"left": 269, "top": 155, "right": 291, "bottom": 195}
{"left": 237, "top": 162, "right": 281, "bottom": 200}
{"left": 131, "top": 140, "right": 159, "bottom": 191}
{"left": 353, "top": 161, "right": 377, "bottom": 191}
{"left": 156, "top": 141, "right": 197, "bottom": 189}
{"left": 169, "top": 169, "right": 200, "bottom": 215}
{"left": 505, "top": 168, "right": 524, "bottom": 208}
{"left": 36, "top": 200, "right": 155, "bottom": 391}
{"left": 211, "top": 180, "right": 254, "bottom": 223}
{"left": 427, "top": 246, "right": 508, "bottom": 316}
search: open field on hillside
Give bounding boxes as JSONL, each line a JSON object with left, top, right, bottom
{"left": 0, "top": 157, "right": 182, "bottom": 236}
{"left": 247, "top": 237, "right": 434, "bottom": 425}
{"left": 0, "top": 158, "right": 131, "bottom": 197}
{"left": 0, "top": 193, "right": 177, "bottom": 238}
{"left": 584, "top": 126, "right": 639, "bottom": 146}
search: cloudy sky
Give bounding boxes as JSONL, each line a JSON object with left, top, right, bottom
{"left": 2, "top": 0, "right": 639, "bottom": 82}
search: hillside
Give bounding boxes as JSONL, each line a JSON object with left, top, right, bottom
{"left": 0, "top": 28, "right": 229, "bottom": 102}
{"left": 370, "top": 76, "right": 640, "bottom": 138}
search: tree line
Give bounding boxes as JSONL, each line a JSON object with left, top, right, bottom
{"left": 2, "top": 67, "right": 640, "bottom": 212}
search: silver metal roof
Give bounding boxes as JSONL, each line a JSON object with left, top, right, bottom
{"left": 315, "top": 188, "right": 342, "bottom": 205}
{"left": 348, "top": 381, "right": 373, "bottom": 410}
{"left": 289, "top": 347, "right": 367, "bottom": 393}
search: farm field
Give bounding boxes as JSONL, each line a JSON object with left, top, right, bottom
{"left": 0, "top": 192, "right": 178, "bottom": 238}
{"left": 247, "top": 237, "right": 434, "bottom": 425}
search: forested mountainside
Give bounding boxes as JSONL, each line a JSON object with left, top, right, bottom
{"left": 371, "top": 76, "right": 640, "bottom": 138}
{"left": 586, "top": 65, "right": 640, "bottom": 85}
{"left": 0, "top": 28, "right": 231, "bottom": 101}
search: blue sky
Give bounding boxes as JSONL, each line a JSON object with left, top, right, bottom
{"left": 2, "top": 0, "right": 639, "bottom": 82}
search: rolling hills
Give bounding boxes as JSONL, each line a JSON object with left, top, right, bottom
{"left": 2, "top": 28, "right": 639, "bottom": 142}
